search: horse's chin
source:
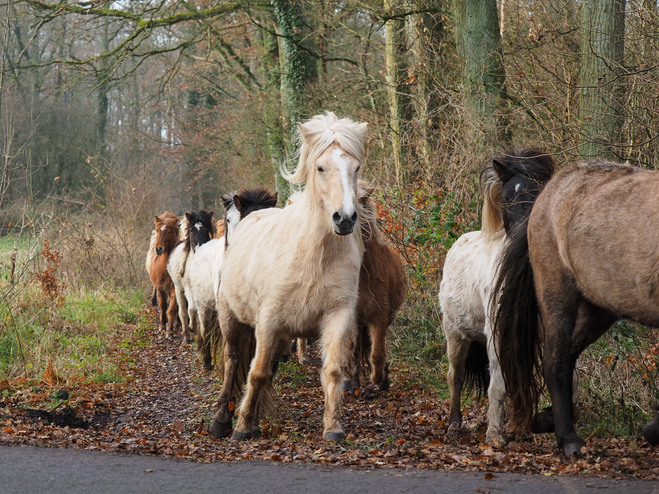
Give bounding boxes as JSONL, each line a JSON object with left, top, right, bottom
{"left": 333, "top": 225, "right": 355, "bottom": 236}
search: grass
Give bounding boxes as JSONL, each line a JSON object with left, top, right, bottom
{"left": 0, "top": 282, "right": 145, "bottom": 384}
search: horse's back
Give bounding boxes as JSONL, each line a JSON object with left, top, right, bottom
{"left": 189, "top": 239, "right": 223, "bottom": 311}
{"left": 529, "top": 161, "right": 659, "bottom": 323}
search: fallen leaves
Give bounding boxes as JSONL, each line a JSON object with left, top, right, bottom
{"left": 1, "top": 306, "right": 658, "bottom": 480}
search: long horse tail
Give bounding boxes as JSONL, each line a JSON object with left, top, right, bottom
{"left": 464, "top": 341, "right": 490, "bottom": 396}
{"left": 491, "top": 148, "right": 555, "bottom": 431}
{"left": 196, "top": 317, "right": 225, "bottom": 378}
{"left": 355, "top": 324, "right": 372, "bottom": 378}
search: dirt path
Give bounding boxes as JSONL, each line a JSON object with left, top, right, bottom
{"left": 1, "top": 307, "right": 658, "bottom": 480}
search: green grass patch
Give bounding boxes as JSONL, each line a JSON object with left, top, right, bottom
{"left": 0, "top": 283, "right": 146, "bottom": 383}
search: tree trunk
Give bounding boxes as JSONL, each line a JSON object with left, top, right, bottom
{"left": 578, "top": 0, "right": 625, "bottom": 159}
{"left": 452, "top": 0, "right": 505, "bottom": 146}
{"left": 385, "top": 0, "right": 411, "bottom": 186}
{"left": 270, "top": 0, "right": 318, "bottom": 199}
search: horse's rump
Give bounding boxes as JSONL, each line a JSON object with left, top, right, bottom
{"left": 529, "top": 160, "right": 659, "bottom": 323}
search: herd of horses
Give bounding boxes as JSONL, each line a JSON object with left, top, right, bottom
{"left": 146, "top": 111, "right": 658, "bottom": 456}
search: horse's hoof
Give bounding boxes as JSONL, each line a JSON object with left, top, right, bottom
{"left": 642, "top": 417, "right": 659, "bottom": 446}
{"left": 209, "top": 420, "right": 232, "bottom": 439}
{"left": 562, "top": 439, "right": 586, "bottom": 456}
{"left": 342, "top": 380, "right": 356, "bottom": 393}
{"left": 231, "top": 430, "right": 254, "bottom": 441}
{"left": 377, "top": 378, "right": 390, "bottom": 391}
{"left": 531, "top": 407, "right": 555, "bottom": 433}
{"left": 485, "top": 431, "right": 507, "bottom": 448}
{"left": 323, "top": 431, "right": 345, "bottom": 442}
{"left": 251, "top": 428, "right": 262, "bottom": 440}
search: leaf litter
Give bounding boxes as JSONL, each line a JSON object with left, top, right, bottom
{"left": 1, "top": 306, "right": 657, "bottom": 480}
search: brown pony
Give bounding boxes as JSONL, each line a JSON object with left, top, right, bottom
{"left": 338, "top": 186, "right": 407, "bottom": 392}
{"left": 147, "top": 212, "right": 180, "bottom": 336}
{"left": 494, "top": 159, "right": 659, "bottom": 456}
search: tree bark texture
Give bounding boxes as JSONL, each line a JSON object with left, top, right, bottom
{"left": 579, "top": 0, "right": 625, "bottom": 159}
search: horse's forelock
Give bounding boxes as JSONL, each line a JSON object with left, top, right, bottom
{"left": 284, "top": 112, "right": 367, "bottom": 185}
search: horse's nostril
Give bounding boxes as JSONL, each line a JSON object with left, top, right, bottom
{"left": 332, "top": 212, "right": 341, "bottom": 224}
{"left": 350, "top": 211, "right": 358, "bottom": 224}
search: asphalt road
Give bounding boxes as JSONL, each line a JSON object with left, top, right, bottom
{"left": 1, "top": 444, "right": 657, "bottom": 494}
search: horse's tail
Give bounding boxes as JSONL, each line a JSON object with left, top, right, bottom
{"left": 196, "top": 316, "right": 224, "bottom": 378}
{"left": 493, "top": 215, "right": 542, "bottom": 430}
{"left": 464, "top": 341, "right": 490, "bottom": 396}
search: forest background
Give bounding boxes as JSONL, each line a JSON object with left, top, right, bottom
{"left": 1, "top": 0, "right": 658, "bottom": 439}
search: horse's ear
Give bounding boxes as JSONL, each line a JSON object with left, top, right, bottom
{"left": 233, "top": 194, "right": 243, "bottom": 212}
{"left": 154, "top": 215, "right": 161, "bottom": 224}
{"left": 209, "top": 211, "right": 214, "bottom": 220}
{"left": 363, "top": 185, "right": 375, "bottom": 197}
{"left": 221, "top": 195, "right": 233, "bottom": 210}
{"left": 355, "top": 122, "right": 368, "bottom": 142}
{"left": 297, "top": 122, "right": 313, "bottom": 142}
{"left": 492, "top": 159, "right": 508, "bottom": 180}
{"left": 185, "top": 212, "right": 192, "bottom": 222}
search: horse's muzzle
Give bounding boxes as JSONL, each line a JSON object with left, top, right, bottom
{"left": 332, "top": 211, "right": 357, "bottom": 236}
{"left": 155, "top": 246, "right": 164, "bottom": 256}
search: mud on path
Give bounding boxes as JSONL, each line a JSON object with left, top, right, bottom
{"left": 1, "top": 306, "right": 658, "bottom": 479}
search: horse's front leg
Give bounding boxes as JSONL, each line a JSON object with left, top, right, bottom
{"left": 157, "top": 288, "right": 168, "bottom": 332}
{"left": 165, "top": 287, "right": 179, "bottom": 338}
{"left": 320, "top": 308, "right": 355, "bottom": 442}
{"left": 231, "top": 327, "right": 276, "bottom": 441}
{"left": 485, "top": 325, "right": 506, "bottom": 447}
{"left": 369, "top": 321, "right": 389, "bottom": 390}
{"left": 297, "top": 338, "right": 309, "bottom": 365}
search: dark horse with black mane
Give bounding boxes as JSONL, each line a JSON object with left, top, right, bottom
{"left": 494, "top": 157, "right": 659, "bottom": 455}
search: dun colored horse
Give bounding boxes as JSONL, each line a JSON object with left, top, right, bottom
{"left": 211, "top": 112, "right": 367, "bottom": 442}
{"left": 167, "top": 210, "right": 216, "bottom": 345}
{"left": 146, "top": 212, "right": 180, "bottom": 336}
{"left": 438, "top": 150, "right": 555, "bottom": 447}
{"left": 494, "top": 158, "right": 659, "bottom": 455}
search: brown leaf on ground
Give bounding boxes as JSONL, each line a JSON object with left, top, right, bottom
{"left": 0, "top": 379, "right": 11, "bottom": 393}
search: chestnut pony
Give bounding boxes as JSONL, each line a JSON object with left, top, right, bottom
{"left": 211, "top": 112, "right": 366, "bottom": 442}
{"left": 146, "top": 212, "right": 180, "bottom": 336}
{"left": 493, "top": 158, "right": 659, "bottom": 455}
{"left": 439, "top": 150, "right": 554, "bottom": 447}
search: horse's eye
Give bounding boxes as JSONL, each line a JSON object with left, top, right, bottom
{"left": 356, "top": 165, "right": 361, "bottom": 173}
{"left": 317, "top": 166, "right": 325, "bottom": 173}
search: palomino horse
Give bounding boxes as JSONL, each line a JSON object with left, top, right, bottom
{"left": 493, "top": 158, "right": 659, "bottom": 456}
{"left": 146, "top": 212, "right": 180, "bottom": 336}
{"left": 438, "top": 150, "right": 555, "bottom": 447}
{"left": 167, "top": 210, "right": 216, "bottom": 345}
{"left": 190, "top": 188, "right": 278, "bottom": 371}
{"left": 211, "top": 112, "right": 367, "bottom": 442}
{"left": 293, "top": 185, "right": 407, "bottom": 392}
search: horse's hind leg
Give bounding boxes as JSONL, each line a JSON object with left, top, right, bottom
{"left": 485, "top": 323, "right": 506, "bottom": 447}
{"left": 175, "top": 286, "right": 191, "bottom": 345}
{"left": 539, "top": 283, "right": 614, "bottom": 455}
{"left": 209, "top": 309, "right": 246, "bottom": 438}
{"left": 198, "top": 306, "right": 215, "bottom": 372}
{"left": 445, "top": 327, "right": 470, "bottom": 436}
